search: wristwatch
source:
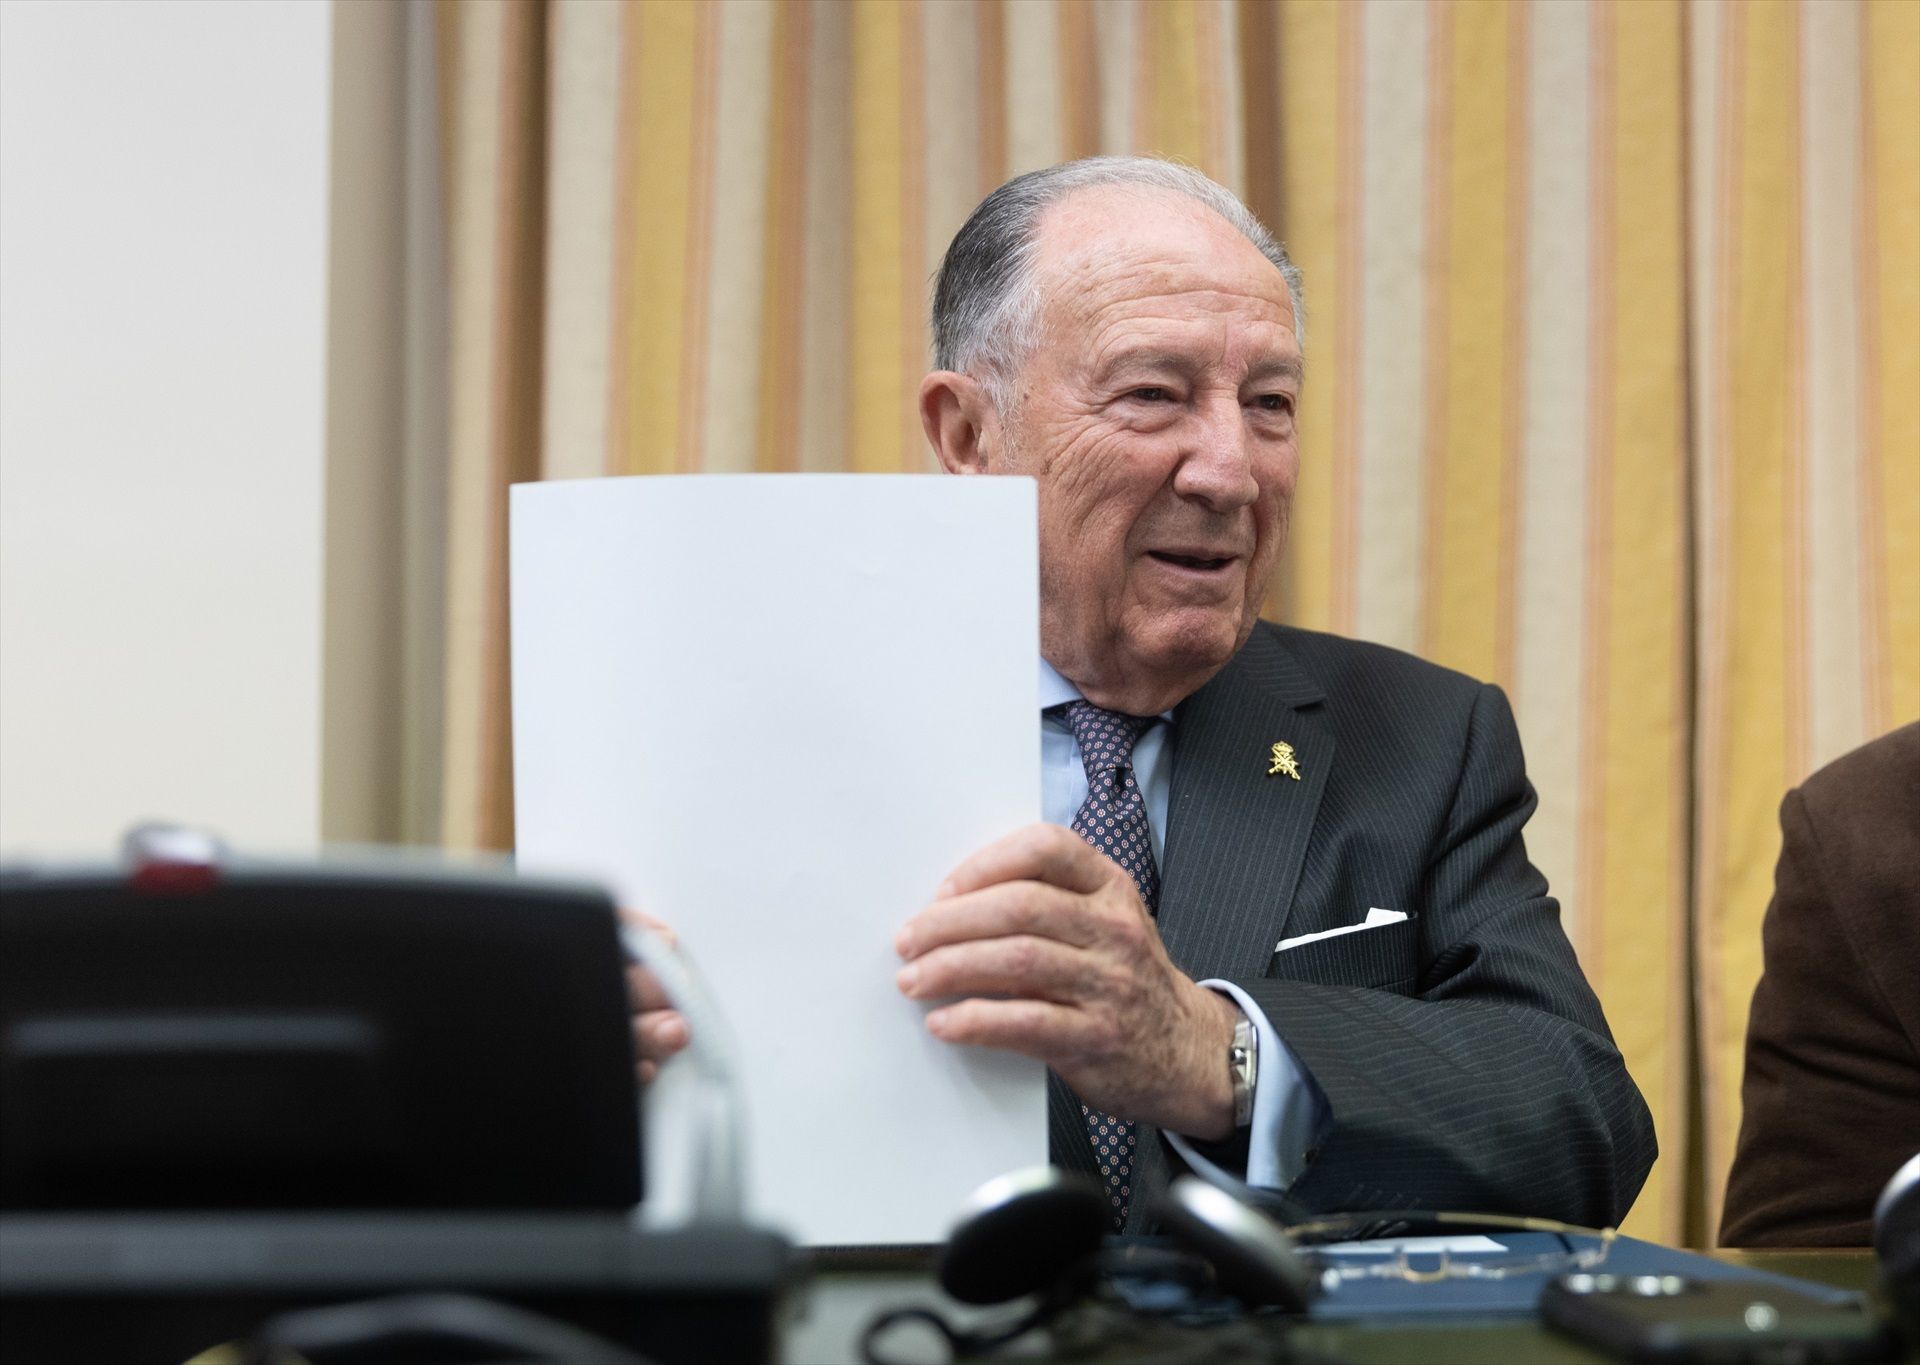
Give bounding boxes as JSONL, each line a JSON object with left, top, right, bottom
{"left": 1228, "top": 1011, "right": 1259, "bottom": 1128}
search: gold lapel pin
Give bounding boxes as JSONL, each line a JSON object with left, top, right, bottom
{"left": 1267, "top": 741, "right": 1302, "bottom": 781}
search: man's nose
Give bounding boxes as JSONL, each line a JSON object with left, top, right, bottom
{"left": 1172, "top": 396, "right": 1261, "bottom": 511}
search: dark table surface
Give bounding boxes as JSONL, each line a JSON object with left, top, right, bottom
{"left": 782, "top": 1247, "right": 1901, "bottom": 1365}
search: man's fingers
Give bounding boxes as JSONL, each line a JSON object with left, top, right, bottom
{"left": 626, "top": 963, "right": 675, "bottom": 1012}
{"left": 896, "top": 880, "right": 1096, "bottom": 959}
{"left": 924, "top": 996, "right": 1093, "bottom": 1060}
{"left": 937, "top": 823, "right": 1112, "bottom": 900}
{"left": 897, "top": 934, "right": 1094, "bottom": 1003}
{"left": 633, "top": 1008, "right": 689, "bottom": 1061}
{"left": 617, "top": 905, "right": 678, "bottom": 949}
{"left": 619, "top": 911, "right": 685, "bottom": 1088}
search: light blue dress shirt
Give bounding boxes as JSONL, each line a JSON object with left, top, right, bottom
{"left": 1039, "top": 658, "right": 1329, "bottom": 1191}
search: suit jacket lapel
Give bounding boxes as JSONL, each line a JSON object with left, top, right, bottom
{"left": 1156, "top": 628, "right": 1333, "bottom": 983}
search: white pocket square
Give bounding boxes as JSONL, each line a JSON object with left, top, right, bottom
{"left": 1276, "top": 907, "right": 1408, "bottom": 953}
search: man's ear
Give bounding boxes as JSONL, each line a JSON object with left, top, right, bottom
{"left": 920, "top": 370, "right": 1000, "bottom": 475}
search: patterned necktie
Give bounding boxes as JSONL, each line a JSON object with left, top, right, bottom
{"left": 1058, "top": 699, "right": 1161, "bottom": 1232}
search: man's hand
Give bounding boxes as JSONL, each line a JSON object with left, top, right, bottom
{"left": 621, "top": 908, "right": 690, "bottom": 1084}
{"left": 894, "top": 823, "right": 1241, "bottom": 1140}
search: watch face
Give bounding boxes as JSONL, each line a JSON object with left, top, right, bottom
{"left": 1229, "top": 1018, "right": 1257, "bottom": 1127}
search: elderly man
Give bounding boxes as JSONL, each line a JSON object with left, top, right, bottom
{"left": 641, "top": 157, "right": 1655, "bottom": 1233}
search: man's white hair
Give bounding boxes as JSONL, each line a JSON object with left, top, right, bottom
{"left": 930, "top": 156, "right": 1306, "bottom": 410}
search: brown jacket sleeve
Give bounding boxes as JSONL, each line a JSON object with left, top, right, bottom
{"left": 1719, "top": 722, "right": 1920, "bottom": 1248}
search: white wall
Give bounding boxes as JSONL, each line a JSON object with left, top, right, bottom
{"left": 0, "top": 0, "right": 333, "bottom": 856}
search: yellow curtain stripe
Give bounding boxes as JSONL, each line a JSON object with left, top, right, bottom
{"left": 899, "top": 0, "right": 929, "bottom": 473}
{"left": 1194, "top": 0, "right": 1230, "bottom": 182}
{"left": 541, "top": 0, "right": 621, "bottom": 482}
{"left": 675, "top": 1, "right": 722, "bottom": 474}
{"left": 476, "top": 0, "right": 549, "bottom": 851}
{"left": 1272, "top": 0, "right": 1342, "bottom": 632}
{"left": 434, "top": 0, "right": 462, "bottom": 221}
{"left": 975, "top": 0, "right": 1007, "bottom": 193}
{"left": 1003, "top": 0, "right": 1064, "bottom": 176}
{"left": 1577, "top": 0, "right": 1617, "bottom": 1026}
{"left": 1489, "top": 2, "right": 1520, "bottom": 694}
{"left": 1865, "top": 0, "right": 1920, "bottom": 728}
{"left": 1237, "top": 0, "right": 1282, "bottom": 254}
{"left": 1689, "top": 0, "right": 1733, "bottom": 1244}
{"left": 697, "top": 0, "right": 776, "bottom": 475}
{"left": 1799, "top": 0, "right": 1870, "bottom": 769}
{"left": 1060, "top": 0, "right": 1100, "bottom": 161}
{"left": 755, "top": 0, "right": 810, "bottom": 474}
{"left": 1422, "top": 0, "right": 1515, "bottom": 684}
{"left": 1418, "top": 0, "right": 1452, "bottom": 663}
{"left": 1705, "top": 0, "right": 1800, "bottom": 1233}
{"left": 1329, "top": 2, "right": 1363, "bottom": 638}
{"left": 1595, "top": 0, "right": 1688, "bottom": 1247}
{"left": 1494, "top": 1, "right": 1528, "bottom": 690}
{"left": 850, "top": 0, "right": 907, "bottom": 474}
{"left": 1514, "top": 0, "right": 1591, "bottom": 972}
{"left": 1142, "top": 0, "right": 1207, "bottom": 167}
{"left": 618, "top": 0, "right": 699, "bottom": 475}
{"left": 795, "top": 0, "right": 853, "bottom": 475}
{"left": 1350, "top": 0, "right": 1429, "bottom": 650}
{"left": 438, "top": 0, "right": 503, "bottom": 850}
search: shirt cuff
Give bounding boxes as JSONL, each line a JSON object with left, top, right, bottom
{"left": 1165, "top": 980, "right": 1330, "bottom": 1191}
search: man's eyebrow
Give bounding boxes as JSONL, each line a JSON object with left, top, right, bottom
{"left": 1247, "top": 355, "right": 1306, "bottom": 386}
{"left": 1092, "top": 350, "right": 1306, "bottom": 384}
{"left": 1092, "top": 347, "right": 1197, "bottom": 378}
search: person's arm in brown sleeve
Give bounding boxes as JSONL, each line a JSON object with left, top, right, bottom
{"left": 1720, "top": 725, "right": 1920, "bottom": 1248}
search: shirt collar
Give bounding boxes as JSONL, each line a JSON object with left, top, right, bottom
{"left": 1038, "top": 657, "right": 1176, "bottom": 724}
{"left": 1038, "top": 657, "right": 1081, "bottom": 710}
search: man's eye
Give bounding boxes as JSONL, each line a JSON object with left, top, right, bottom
{"left": 1130, "top": 387, "right": 1173, "bottom": 403}
{"left": 1255, "top": 393, "right": 1294, "bottom": 413}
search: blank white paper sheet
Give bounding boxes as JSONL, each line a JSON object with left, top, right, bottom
{"left": 510, "top": 474, "right": 1045, "bottom": 1246}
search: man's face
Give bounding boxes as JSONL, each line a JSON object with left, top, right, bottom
{"left": 990, "top": 188, "right": 1302, "bottom": 714}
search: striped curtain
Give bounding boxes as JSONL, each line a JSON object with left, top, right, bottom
{"left": 410, "top": 0, "right": 1920, "bottom": 1246}
{"left": 1689, "top": 0, "right": 1919, "bottom": 1241}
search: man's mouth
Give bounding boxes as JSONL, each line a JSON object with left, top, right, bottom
{"left": 1147, "top": 550, "right": 1236, "bottom": 572}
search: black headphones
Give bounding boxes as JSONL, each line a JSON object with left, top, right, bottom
{"left": 1877, "top": 1153, "right": 1920, "bottom": 1341}
{"left": 862, "top": 1167, "right": 1318, "bottom": 1363}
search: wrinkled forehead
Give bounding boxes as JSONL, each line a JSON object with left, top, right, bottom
{"left": 1026, "top": 185, "right": 1298, "bottom": 346}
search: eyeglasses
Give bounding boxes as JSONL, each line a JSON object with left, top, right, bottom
{"left": 1283, "top": 1210, "right": 1619, "bottom": 1287}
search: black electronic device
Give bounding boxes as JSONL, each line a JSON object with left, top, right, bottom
{"left": 933, "top": 1168, "right": 1315, "bottom": 1315}
{"left": 0, "top": 842, "right": 796, "bottom": 1364}
{"left": 1540, "top": 1271, "right": 1899, "bottom": 1363}
{"left": 1154, "top": 1175, "right": 1318, "bottom": 1313}
{"left": 0, "top": 1212, "right": 793, "bottom": 1365}
{"left": 1877, "top": 1153, "right": 1920, "bottom": 1342}
{"left": 0, "top": 854, "right": 640, "bottom": 1212}
{"left": 863, "top": 1166, "right": 1317, "bottom": 1362}
{"left": 936, "top": 1166, "right": 1111, "bottom": 1305}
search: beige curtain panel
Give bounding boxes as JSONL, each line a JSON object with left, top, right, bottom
{"left": 378, "top": 0, "right": 1919, "bottom": 1248}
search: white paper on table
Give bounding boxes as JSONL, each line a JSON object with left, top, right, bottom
{"left": 509, "top": 474, "right": 1046, "bottom": 1247}
{"left": 1317, "top": 1235, "right": 1506, "bottom": 1256}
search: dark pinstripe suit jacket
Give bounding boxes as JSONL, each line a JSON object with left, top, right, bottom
{"left": 1048, "top": 621, "right": 1657, "bottom": 1232}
